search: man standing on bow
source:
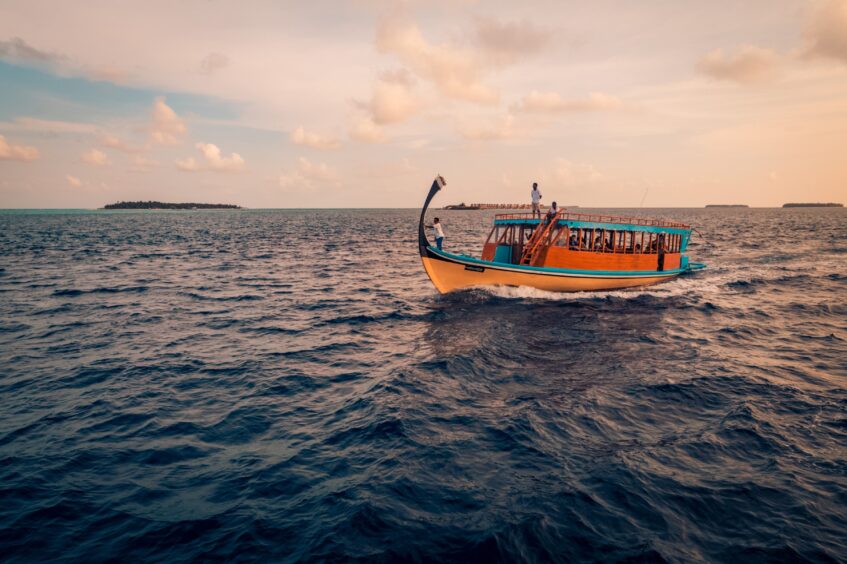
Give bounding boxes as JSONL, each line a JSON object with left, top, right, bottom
{"left": 531, "top": 182, "right": 542, "bottom": 220}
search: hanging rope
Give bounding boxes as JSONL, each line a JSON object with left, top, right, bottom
{"left": 691, "top": 227, "right": 715, "bottom": 247}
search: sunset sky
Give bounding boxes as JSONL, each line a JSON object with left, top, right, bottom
{"left": 1, "top": 0, "right": 845, "bottom": 208}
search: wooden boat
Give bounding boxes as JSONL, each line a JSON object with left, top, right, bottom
{"left": 418, "top": 176, "right": 705, "bottom": 294}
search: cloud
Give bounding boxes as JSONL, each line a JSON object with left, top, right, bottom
{"left": 458, "top": 113, "right": 519, "bottom": 141}
{"left": 150, "top": 96, "right": 187, "bottom": 145}
{"left": 175, "top": 157, "right": 200, "bottom": 172}
{"left": 177, "top": 142, "right": 245, "bottom": 172}
{"left": 0, "top": 117, "right": 98, "bottom": 134}
{"left": 0, "top": 135, "right": 39, "bottom": 161}
{"left": 86, "top": 65, "right": 129, "bottom": 83}
{"left": 349, "top": 117, "right": 386, "bottom": 143}
{"left": 516, "top": 91, "right": 624, "bottom": 113}
{"left": 81, "top": 148, "right": 109, "bottom": 166}
{"left": 65, "top": 174, "right": 82, "bottom": 188}
{"left": 361, "top": 75, "right": 423, "bottom": 125}
{"left": 200, "top": 52, "right": 229, "bottom": 74}
{"left": 197, "top": 142, "right": 245, "bottom": 171}
{"left": 473, "top": 17, "right": 551, "bottom": 66}
{"left": 0, "top": 37, "right": 127, "bottom": 83}
{"left": 696, "top": 46, "right": 779, "bottom": 84}
{"left": 804, "top": 0, "right": 847, "bottom": 63}
{"left": 278, "top": 156, "right": 339, "bottom": 189}
{"left": 0, "top": 37, "right": 63, "bottom": 66}
{"left": 376, "top": 17, "right": 498, "bottom": 104}
{"left": 129, "top": 155, "right": 157, "bottom": 173}
{"left": 100, "top": 134, "right": 144, "bottom": 153}
{"left": 550, "top": 158, "right": 602, "bottom": 187}
{"left": 290, "top": 126, "right": 341, "bottom": 150}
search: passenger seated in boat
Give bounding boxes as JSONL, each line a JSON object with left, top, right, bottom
{"left": 569, "top": 233, "right": 579, "bottom": 249}
{"left": 635, "top": 243, "right": 642, "bottom": 253}
{"left": 604, "top": 238, "right": 614, "bottom": 252}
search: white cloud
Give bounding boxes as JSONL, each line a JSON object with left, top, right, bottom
{"left": 177, "top": 143, "right": 245, "bottom": 172}
{"left": 65, "top": 174, "right": 82, "bottom": 187}
{"left": 804, "top": 0, "right": 847, "bottom": 63}
{"left": 278, "top": 156, "right": 339, "bottom": 189}
{"left": 150, "top": 96, "right": 187, "bottom": 145}
{"left": 697, "top": 46, "right": 780, "bottom": 84}
{"left": 516, "top": 91, "right": 624, "bottom": 113}
{"left": 290, "top": 126, "right": 341, "bottom": 150}
{"left": 0, "top": 135, "right": 39, "bottom": 161}
{"left": 200, "top": 52, "right": 229, "bottom": 74}
{"left": 349, "top": 117, "right": 386, "bottom": 143}
{"left": 81, "top": 148, "right": 110, "bottom": 166}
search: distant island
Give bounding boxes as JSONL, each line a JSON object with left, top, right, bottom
{"left": 103, "top": 201, "right": 241, "bottom": 210}
{"left": 782, "top": 203, "right": 843, "bottom": 208}
{"left": 705, "top": 204, "right": 749, "bottom": 208}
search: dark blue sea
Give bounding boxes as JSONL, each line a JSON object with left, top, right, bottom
{"left": 0, "top": 207, "right": 845, "bottom": 563}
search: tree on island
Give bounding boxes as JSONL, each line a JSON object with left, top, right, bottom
{"left": 103, "top": 201, "right": 241, "bottom": 210}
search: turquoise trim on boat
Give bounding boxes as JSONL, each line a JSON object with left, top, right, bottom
{"left": 493, "top": 218, "right": 691, "bottom": 236}
{"left": 493, "top": 244, "right": 512, "bottom": 263}
{"left": 428, "top": 246, "right": 690, "bottom": 277}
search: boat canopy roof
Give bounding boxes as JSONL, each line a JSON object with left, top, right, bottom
{"left": 494, "top": 211, "right": 690, "bottom": 232}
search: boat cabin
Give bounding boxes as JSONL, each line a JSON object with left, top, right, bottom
{"left": 481, "top": 212, "right": 692, "bottom": 272}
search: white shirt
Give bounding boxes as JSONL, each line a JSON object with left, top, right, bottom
{"left": 433, "top": 223, "right": 444, "bottom": 238}
{"left": 531, "top": 188, "right": 542, "bottom": 204}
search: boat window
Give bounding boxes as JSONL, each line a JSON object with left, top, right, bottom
{"left": 556, "top": 225, "right": 570, "bottom": 247}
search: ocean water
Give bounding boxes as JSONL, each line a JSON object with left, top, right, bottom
{"left": 0, "top": 207, "right": 845, "bottom": 562}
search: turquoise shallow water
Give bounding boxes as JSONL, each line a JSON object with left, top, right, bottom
{"left": 0, "top": 207, "right": 845, "bottom": 562}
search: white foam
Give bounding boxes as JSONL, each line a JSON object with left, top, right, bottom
{"left": 472, "top": 271, "right": 727, "bottom": 302}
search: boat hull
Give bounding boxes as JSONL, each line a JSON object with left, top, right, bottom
{"left": 421, "top": 246, "right": 683, "bottom": 294}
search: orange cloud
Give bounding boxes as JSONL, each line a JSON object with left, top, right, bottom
{"left": 804, "top": 0, "right": 847, "bottom": 63}
{"left": 0, "top": 135, "right": 39, "bottom": 161}
{"left": 516, "top": 91, "right": 624, "bottom": 113}
{"left": 376, "top": 17, "right": 498, "bottom": 104}
{"left": 150, "top": 97, "right": 187, "bottom": 145}
{"left": 290, "top": 126, "right": 341, "bottom": 150}
{"left": 278, "top": 156, "right": 339, "bottom": 189}
{"left": 81, "top": 148, "right": 110, "bottom": 166}
{"left": 349, "top": 117, "right": 386, "bottom": 144}
{"left": 697, "top": 46, "right": 780, "bottom": 84}
{"left": 177, "top": 142, "right": 245, "bottom": 172}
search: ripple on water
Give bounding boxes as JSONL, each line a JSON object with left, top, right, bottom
{"left": 0, "top": 208, "right": 845, "bottom": 561}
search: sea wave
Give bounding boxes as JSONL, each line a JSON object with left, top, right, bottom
{"left": 0, "top": 207, "right": 845, "bottom": 561}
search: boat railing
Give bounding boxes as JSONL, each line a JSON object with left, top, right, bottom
{"left": 494, "top": 211, "right": 690, "bottom": 229}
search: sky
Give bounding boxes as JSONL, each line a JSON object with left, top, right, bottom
{"left": 0, "top": 0, "right": 846, "bottom": 208}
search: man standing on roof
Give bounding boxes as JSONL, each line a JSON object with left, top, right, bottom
{"left": 531, "top": 182, "right": 542, "bottom": 220}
